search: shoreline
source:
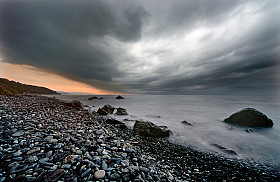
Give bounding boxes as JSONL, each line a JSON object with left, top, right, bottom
{"left": 0, "top": 95, "right": 279, "bottom": 181}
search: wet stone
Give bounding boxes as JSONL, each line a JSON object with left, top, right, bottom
{"left": 27, "top": 155, "right": 38, "bottom": 163}
{"left": 45, "top": 151, "right": 53, "bottom": 158}
{"left": 12, "top": 131, "right": 25, "bottom": 137}
{"left": 44, "top": 169, "right": 65, "bottom": 182}
{"left": 101, "top": 160, "right": 107, "bottom": 170}
{"left": 39, "top": 158, "right": 49, "bottom": 163}
{"left": 81, "top": 168, "right": 92, "bottom": 178}
{"left": 140, "top": 167, "right": 150, "bottom": 173}
{"left": 76, "top": 150, "right": 82, "bottom": 155}
{"left": 121, "top": 160, "right": 130, "bottom": 167}
{"left": 13, "top": 150, "right": 22, "bottom": 157}
{"left": 110, "top": 173, "right": 120, "bottom": 180}
{"left": 48, "top": 139, "right": 58, "bottom": 144}
{"left": 61, "top": 164, "right": 71, "bottom": 169}
{"left": 26, "top": 148, "right": 40, "bottom": 155}
{"left": 96, "top": 129, "right": 104, "bottom": 135}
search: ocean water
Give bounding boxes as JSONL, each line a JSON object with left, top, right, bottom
{"left": 53, "top": 94, "right": 280, "bottom": 169}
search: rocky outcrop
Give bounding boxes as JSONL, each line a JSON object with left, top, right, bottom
{"left": 67, "top": 100, "right": 83, "bottom": 110}
{"left": 224, "top": 108, "right": 274, "bottom": 127}
{"left": 133, "top": 120, "right": 171, "bottom": 138}
{"left": 116, "top": 95, "right": 125, "bottom": 99}
{"left": 116, "top": 107, "right": 128, "bottom": 115}
{"left": 97, "top": 104, "right": 115, "bottom": 115}
{"left": 88, "top": 96, "right": 98, "bottom": 100}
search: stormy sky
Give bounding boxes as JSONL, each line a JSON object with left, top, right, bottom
{"left": 0, "top": 0, "right": 279, "bottom": 95}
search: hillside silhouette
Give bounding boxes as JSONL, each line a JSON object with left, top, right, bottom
{"left": 0, "top": 78, "right": 59, "bottom": 95}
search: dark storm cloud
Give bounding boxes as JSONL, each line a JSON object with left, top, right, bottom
{"left": 0, "top": 0, "right": 279, "bottom": 94}
{"left": 0, "top": 0, "right": 148, "bottom": 91}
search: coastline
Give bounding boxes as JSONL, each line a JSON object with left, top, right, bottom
{"left": 0, "top": 95, "right": 279, "bottom": 181}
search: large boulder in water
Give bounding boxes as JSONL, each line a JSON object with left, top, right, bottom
{"left": 133, "top": 120, "right": 171, "bottom": 137}
{"left": 116, "top": 95, "right": 125, "bottom": 99}
{"left": 97, "top": 104, "right": 115, "bottom": 115}
{"left": 116, "top": 107, "right": 128, "bottom": 115}
{"left": 224, "top": 108, "right": 273, "bottom": 127}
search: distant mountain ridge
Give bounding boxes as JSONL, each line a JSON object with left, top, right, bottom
{"left": 0, "top": 78, "right": 59, "bottom": 95}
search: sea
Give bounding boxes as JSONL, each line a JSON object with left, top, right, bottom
{"left": 52, "top": 94, "right": 280, "bottom": 170}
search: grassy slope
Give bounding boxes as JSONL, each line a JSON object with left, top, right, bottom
{"left": 0, "top": 78, "right": 59, "bottom": 95}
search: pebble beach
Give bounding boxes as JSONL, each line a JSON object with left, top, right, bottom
{"left": 0, "top": 95, "right": 279, "bottom": 182}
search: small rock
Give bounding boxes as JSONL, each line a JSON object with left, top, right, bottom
{"left": 101, "top": 161, "right": 107, "bottom": 170}
{"left": 27, "top": 156, "right": 38, "bottom": 163}
{"left": 44, "top": 169, "right": 65, "bottom": 182}
{"left": 96, "top": 129, "right": 104, "bottom": 135}
{"left": 94, "top": 170, "right": 105, "bottom": 179}
{"left": 12, "top": 131, "right": 25, "bottom": 137}
{"left": 116, "top": 95, "right": 125, "bottom": 99}
{"left": 76, "top": 150, "right": 82, "bottom": 155}
{"left": 26, "top": 148, "right": 40, "bottom": 155}
{"left": 110, "top": 173, "right": 120, "bottom": 180}
{"left": 140, "top": 167, "right": 150, "bottom": 173}
{"left": 81, "top": 168, "right": 92, "bottom": 178}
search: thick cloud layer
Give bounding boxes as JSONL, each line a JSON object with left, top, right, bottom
{"left": 0, "top": 0, "right": 279, "bottom": 94}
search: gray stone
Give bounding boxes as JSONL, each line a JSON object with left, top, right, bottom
{"left": 27, "top": 156, "right": 38, "bottom": 163}
{"left": 121, "top": 153, "right": 127, "bottom": 158}
{"left": 81, "top": 168, "right": 91, "bottom": 178}
{"left": 121, "top": 160, "right": 130, "bottom": 167}
{"left": 140, "top": 167, "right": 150, "bottom": 173}
{"left": 13, "top": 150, "right": 22, "bottom": 157}
{"left": 12, "top": 131, "right": 25, "bottom": 137}
{"left": 38, "top": 158, "right": 49, "bottom": 163}
{"left": 61, "top": 164, "right": 71, "bottom": 169}
{"left": 96, "top": 129, "right": 104, "bottom": 135}
{"left": 76, "top": 150, "right": 83, "bottom": 155}
{"left": 101, "top": 160, "right": 107, "bottom": 170}
{"left": 110, "top": 173, "right": 120, "bottom": 180}
{"left": 48, "top": 139, "right": 58, "bottom": 144}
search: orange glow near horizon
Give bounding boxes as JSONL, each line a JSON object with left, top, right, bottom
{"left": 1, "top": 63, "right": 123, "bottom": 95}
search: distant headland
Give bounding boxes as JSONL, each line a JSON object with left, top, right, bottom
{"left": 0, "top": 78, "right": 59, "bottom": 95}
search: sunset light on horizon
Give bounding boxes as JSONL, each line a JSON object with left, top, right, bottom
{"left": 1, "top": 63, "right": 123, "bottom": 95}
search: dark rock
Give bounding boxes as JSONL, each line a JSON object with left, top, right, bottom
{"left": 97, "top": 104, "right": 115, "bottom": 115}
{"left": 224, "top": 108, "right": 274, "bottom": 127}
{"left": 181, "top": 120, "right": 193, "bottom": 126}
{"left": 88, "top": 96, "right": 98, "bottom": 100}
{"left": 133, "top": 120, "right": 171, "bottom": 138}
{"left": 110, "top": 173, "right": 120, "bottom": 180}
{"left": 245, "top": 128, "right": 254, "bottom": 132}
{"left": 116, "top": 95, "right": 125, "bottom": 99}
{"left": 116, "top": 107, "right": 128, "bottom": 115}
{"left": 53, "top": 151, "right": 70, "bottom": 163}
{"left": 67, "top": 100, "right": 83, "bottom": 110}
{"left": 44, "top": 169, "right": 65, "bottom": 182}
{"left": 211, "top": 144, "right": 237, "bottom": 155}
{"left": 97, "top": 108, "right": 108, "bottom": 115}
{"left": 105, "top": 118, "right": 125, "bottom": 125}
